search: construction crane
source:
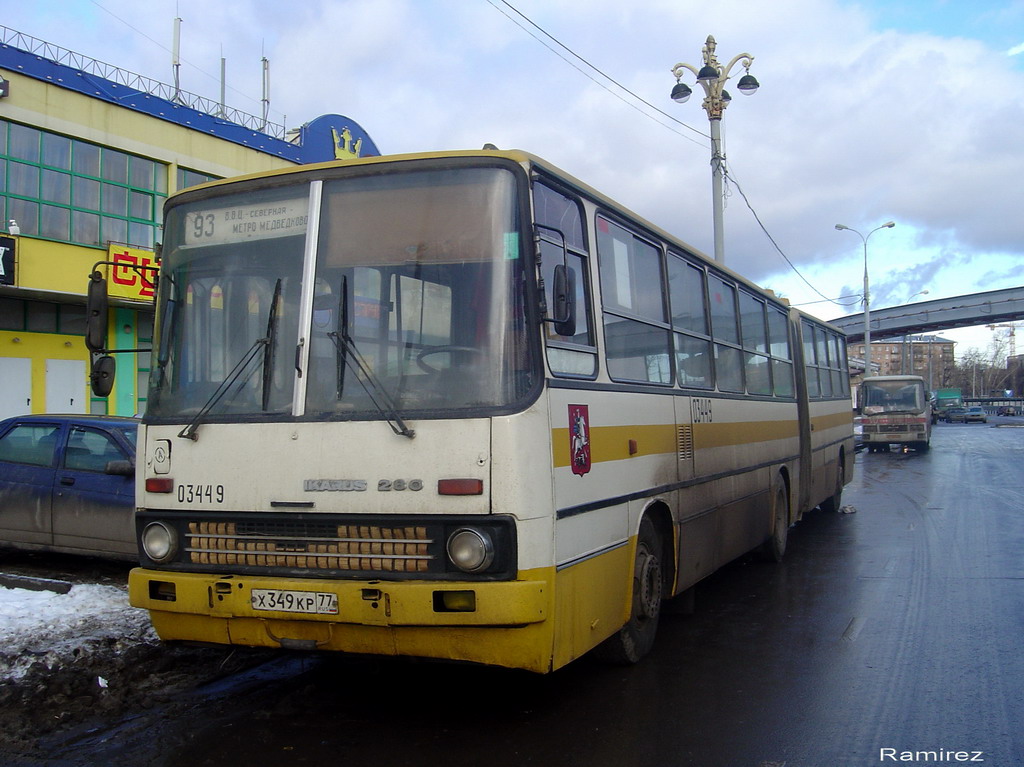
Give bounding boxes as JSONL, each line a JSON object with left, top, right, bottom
{"left": 987, "top": 323, "right": 1019, "bottom": 358}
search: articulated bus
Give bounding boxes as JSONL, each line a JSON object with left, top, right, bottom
{"left": 857, "top": 375, "right": 931, "bottom": 452}
{"left": 119, "top": 149, "right": 853, "bottom": 673}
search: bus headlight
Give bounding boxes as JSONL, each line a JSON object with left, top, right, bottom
{"left": 446, "top": 528, "right": 494, "bottom": 573}
{"left": 142, "top": 521, "right": 178, "bottom": 563}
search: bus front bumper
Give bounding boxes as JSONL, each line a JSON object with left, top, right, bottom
{"left": 128, "top": 568, "right": 554, "bottom": 669}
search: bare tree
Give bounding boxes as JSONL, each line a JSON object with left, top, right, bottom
{"left": 950, "top": 338, "right": 1010, "bottom": 396}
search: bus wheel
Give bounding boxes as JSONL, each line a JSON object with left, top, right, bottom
{"left": 594, "top": 516, "right": 663, "bottom": 664}
{"left": 820, "top": 456, "right": 844, "bottom": 513}
{"left": 760, "top": 481, "right": 789, "bottom": 562}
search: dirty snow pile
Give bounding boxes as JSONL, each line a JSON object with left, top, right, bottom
{"left": 0, "top": 582, "right": 157, "bottom": 681}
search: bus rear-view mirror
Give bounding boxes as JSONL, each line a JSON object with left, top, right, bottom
{"left": 90, "top": 354, "right": 116, "bottom": 397}
{"left": 551, "top": 264, "right": 576, "bottom": 337}
{"left": 86, "top": 271, "right": 109, "bottom": 352}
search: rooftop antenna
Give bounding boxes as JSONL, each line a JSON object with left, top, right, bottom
{"left": 172, "top": 16, "right": 183, "bottom": 104}
{"left": 219, "top": 45, "right": 227, "bottom": 118}
{"left": 261, "top": 41, "right": 270, "bottom": 131}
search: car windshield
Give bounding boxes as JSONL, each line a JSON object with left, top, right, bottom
{"left": 119, "top": 428, "right": 137, "bottom": 449}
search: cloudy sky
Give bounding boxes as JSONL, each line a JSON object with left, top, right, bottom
{"left": 4, "top": 0, "right": 1022, "bottom": 357}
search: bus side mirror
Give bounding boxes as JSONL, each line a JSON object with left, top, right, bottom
{"left": 90, "top": 354, "right": 116, "bottom": 397}
{"left": 551, "top": 264, "right": 576, "bottom": 337}
{"left": 86, "top": 271, "right": 109, "bottom": 352}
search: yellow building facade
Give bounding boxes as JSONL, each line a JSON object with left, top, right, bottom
{"left": 0, "top": 29, "right": 378, "bottom": 418}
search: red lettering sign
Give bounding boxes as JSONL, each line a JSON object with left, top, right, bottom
{"left": 110, "top": 249, "right": 156, "bottom": 299}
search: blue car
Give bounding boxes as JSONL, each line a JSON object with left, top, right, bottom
{"left": 0, "top": 414, "right": 139, "bottom": 560}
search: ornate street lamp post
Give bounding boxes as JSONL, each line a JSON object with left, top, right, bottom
{"left": 671, "top": 35, "right": 758, "bottom": 264}
{"left": 835, "top": 221, "right": 896, "bottom": 377}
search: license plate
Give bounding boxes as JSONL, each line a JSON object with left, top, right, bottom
{"left": 251, "top": 588, "right": 338, "bottom": 615}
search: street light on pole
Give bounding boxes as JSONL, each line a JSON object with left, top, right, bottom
{"left": 671, "top": 35, "right": 758, "bottom": 265}
{"left": 834, "top": 221, "right": 896, "bottom": 377}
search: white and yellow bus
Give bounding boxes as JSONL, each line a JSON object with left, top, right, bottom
{"left": 857, "top": 375, "right": 931, "bottom": 452}
{"left": 122, "top": 149, "right": 853, "bottom": 673}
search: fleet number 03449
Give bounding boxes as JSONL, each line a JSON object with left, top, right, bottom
{"left": 177, "top": 484, "right": 225, "bottom": 504}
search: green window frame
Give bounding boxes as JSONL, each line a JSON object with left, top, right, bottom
{"left": 0, "top": 119, "right": 167, "bottom": 249}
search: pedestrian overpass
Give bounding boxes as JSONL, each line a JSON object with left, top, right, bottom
{"left": 828, "top": 286, "right": 1024, "bottom": 344}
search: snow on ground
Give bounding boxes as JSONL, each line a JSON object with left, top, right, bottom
{"left": 0, "top": 581, "right": 156, "bottom": 681}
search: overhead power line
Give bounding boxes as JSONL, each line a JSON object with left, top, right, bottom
{"left": 724, "top": 168, "right": 858, "bottom": 308}
{"left": 488, "top": 0, "right": 845, "bottom": 308}
{"left": 486, "top": 0, "right": 709, "bottom": 149}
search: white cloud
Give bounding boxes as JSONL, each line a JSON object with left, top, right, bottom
{"left": 3, "top": 0, "right": 1021, "bottom": 355}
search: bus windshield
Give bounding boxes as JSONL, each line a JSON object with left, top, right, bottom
{"left": 148, "top": 165, "right": 537, "bottom": 422}
{"left": 861, "top": 378, "right": 927, "bottom": 415}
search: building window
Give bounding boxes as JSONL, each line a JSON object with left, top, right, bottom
{"left": 177, "top": 167, "right": 219, "bottom": 191}
{"left": 0, "top": 119, "right": 167, "bottom": 249}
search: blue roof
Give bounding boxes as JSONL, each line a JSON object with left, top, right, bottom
{"left": 0, "top": 40, "right": 380, "bottom": 164}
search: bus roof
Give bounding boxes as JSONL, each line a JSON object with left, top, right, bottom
{"left": 167, "top": 147, "right": 842, "bottom": 333}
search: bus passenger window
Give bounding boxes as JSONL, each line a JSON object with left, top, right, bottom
{"left": 768, "top": 308, "right": 794, "bottom": 398}
{"left": 715, "top": 344, "right": 743, "bottom": 392}
{"left": 668, "top": 256, "right": 709, "bottom": 335}
{"left": 802, "top": 320, "right": 822, "bottom": 398}
{"left": 768, "top": 309, "right": 790, "bottom": 360}
{"left": 773, "top": 359, "right": 795, "bottom": 397}
{"left": 708, "top": 275, "right": 739, "bottom": 344}
{"left": 596, "top": 218, "right": 671, "bottom": 385}
{"left": 597, "top": 220, "right": 666, "bottom": 323}
{"left": 709, "top": 275, "right": 743, "bottom": 392}
{"left": 675, "top": 332, "right": 711, "bottom": 388}
{"left": 739, "top": 292, "right": 768, "bottom": 353}
{"left": 667, "top": 255, "right": 712, "bottom": 389}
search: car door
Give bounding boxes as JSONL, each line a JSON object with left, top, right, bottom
{"left": 0, "top": 420, "right": 63, "bottom": 546}
{"left": 50, "top": 424, "right": 137, "bottom": 558}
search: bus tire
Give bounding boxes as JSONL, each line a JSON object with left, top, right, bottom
{"left": 819, "top": 454, "right": 844, "bottom": 513}
{"left": 594, "top": 516, "right": 663, "bottom": 664}
{"left": 760, "top": 480, "right": 789, "bottom": 562}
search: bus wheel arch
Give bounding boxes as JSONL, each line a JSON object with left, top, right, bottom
{"left": 594, "top": 509, "right": 669, "bottom": 664}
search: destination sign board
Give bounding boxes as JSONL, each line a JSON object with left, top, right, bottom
{"left": 184, "top": 198, "right": 308, "bottom": 247}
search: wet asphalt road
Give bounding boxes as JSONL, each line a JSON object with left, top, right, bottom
{"left": 31, "top": 419, "right": 1024, "bottom": 766}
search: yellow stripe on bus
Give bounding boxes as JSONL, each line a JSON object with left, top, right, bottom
{"left": 551, "top": 424, "right": 676, "bottom": 467}
{"left": 812, "top": 411, "right": 854, "bottom": 431}
{"left": 551, "top": 420, "right": 799, "bottom": 468}
{"left": 692, "top": 420, "right": 798, "bottom": 449}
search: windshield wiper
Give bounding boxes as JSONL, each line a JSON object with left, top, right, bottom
{"left": 261, "top": 279, "right": 283, "bottom": 410}
{"left": 177, "top": 338, "right": 267, "bottom": 440}
{"left": 178, "top": 282, "right": 281, "bottom": 441}
{"left": 328, "top": 277, "right": 415, "bottom": 439}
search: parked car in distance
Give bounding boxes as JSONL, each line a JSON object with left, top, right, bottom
{"left": 997, "top": 406, "right": 1019, "bottom": 416}
{"left": 963, "top": 406, "right": 988, "bottom": 423}
{"left": 946, "top": 407, "right": 967, "bottom": 423}
{"left": 0, "top": 414, "right": 139, "bottom": 560}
